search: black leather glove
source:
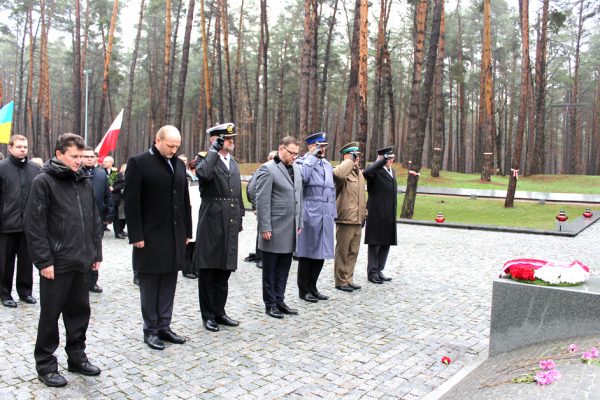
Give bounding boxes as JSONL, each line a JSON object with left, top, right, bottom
{"left": 311, "top": 144, "right": 324, "bottom": 157}
{"left": 350, "top": 151, "right": 358, "bottom": 161}
{"left": 211, "top": 136, "right": 225, "bottom": 152}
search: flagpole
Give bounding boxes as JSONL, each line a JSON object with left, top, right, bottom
{"left": 84, "top": 69, "right": 90, "bottom": 145}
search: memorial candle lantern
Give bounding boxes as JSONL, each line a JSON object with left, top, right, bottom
{"left": 435, "top": 212, "right": 445, "bottom": 223}
{"left": 583, "top": 208, "right": 593, "bottom": 218}
{"left": 556, "top": 210, "right": 568, "bottom": 222}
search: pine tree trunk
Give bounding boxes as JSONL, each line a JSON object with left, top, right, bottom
{"left": 232, "top": 0, "right": 245, "bottom": 124}
{"left": 123, "top": 0, "right": 145, "bottom": 159}
{"left": 200, "top": 0, "right": 213, "bottom": 128}
{"left": 97, "top": 0, "right": 119, "bottom": 144}
{"left": 261, "top": 0, "right": 269, "bottom": 157}
{"left": 174, "top": 0, "right": 195, "bottom": 131}
{"left": 340, "top": 0, "right": 362, "bottom": 146}
{"left": 318, "top": 0, "right": 338, "bottom": 131}
{"left": 220, "top": 0, "right": 234, "bottom": 122}
{"left": 299, "top": 0, "right": 314, "bottom": 135}
{"left": 355, "top": 0, "right": 368, "bottom": 155}
{"left": 431, "top": 1, "right": 445, "bottom": 178}
{"left": 456, "top": 0, "right": 466, "bottom": 172}
{"left": 506, "top": 0, "right": 530, "bottom": 208}
{"left": 479, "top": 0, "right": 493, "bottom": 181}
{"left": 401, "top": 0, "right": 443, "bottom": 219}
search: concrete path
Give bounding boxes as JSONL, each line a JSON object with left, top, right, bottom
{"left": 0, "top": 213, "right": 598, "bottom": 399}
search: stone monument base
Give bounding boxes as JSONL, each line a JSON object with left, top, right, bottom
{"left": 489, "top": 277, "right": 600, "bottom": 356}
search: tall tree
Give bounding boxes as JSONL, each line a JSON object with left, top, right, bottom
{"left": 158, "top": 0, "right": 172, "bottom": 126}
{"left": 299, "top": 0, "right": 317, "bottom": 135}
{"left": 200, "top": 0, "right": 213, "bottom": 127}
{"left": 97, "top": 0, "right": 119, "bottom": 145}
{"left": 71, "top": 0, "right": 82, "bottom": 135}
{"left": 123, "top": 0, "right": 145, "bottom": 158}
{"left": 530, "top": 0, "right": 549, "bottom": 175}
{"left": 175, "top": 0, "right": 195, "bottom": 130}
{"left": 220, "top": 0, "right": 234, "bottom": 122}
{"left": 401, "top": 0, "right": 443, "bottom": 219}
{"left": 318, "top": 0, "right": 338, "bottom": 130}
{"left": 479, "top": 0, "right": 494, "bottom": 181}
{"left": 456, "top": 0, "right": 467, "bottom": 173}
{"left": 431, "top": 0, "right": 445, "bottom": 178}
{"left": 356, "top": 0, "right": 368, "bottom": 151}
{"left": 506, "top": 0, "right": 530, "bottom": 208}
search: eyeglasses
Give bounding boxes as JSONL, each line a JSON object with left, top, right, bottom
{"left": 283, "top": 147, "right": 299, "bottom": 156}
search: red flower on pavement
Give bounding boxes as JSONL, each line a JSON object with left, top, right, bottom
{"left": 441, "top": 356, "right": 452, "bottom": 365}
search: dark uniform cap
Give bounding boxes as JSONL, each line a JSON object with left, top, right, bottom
{"left": 304, "top": 132, "right": 328, "bottom": 145}
{"left": 339, "top": 142, "right": 361, "bottom": 154}
{"left": 376, "top": 146, "right": 394, "bottom": 156}
{"left": 206, "top": 122, "right": 236, "bottom": 138}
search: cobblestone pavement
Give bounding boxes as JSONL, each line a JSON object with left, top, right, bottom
{"left": 1, "top": 213, "right": 598, "bottom": 399}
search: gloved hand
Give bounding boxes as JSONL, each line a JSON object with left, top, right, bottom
{"left": 384, "top": 152, "right": 395, "bottom": 160}
{"left": 311, "top": 143, "right": 324, "bottom": 157}
{"left": 350, "top": 151, "right": 358, "bottom": 162}
{"left": 211, "top": 136, "right": 225, "bottom": 152}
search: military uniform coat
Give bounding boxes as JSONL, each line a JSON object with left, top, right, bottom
{"left": 193, "top": 150, "right": 244, "bottom": 271}
{"left": 294, "top": 154, "right": 336, "bottom": 259}
{"left": 124, "top": 146, "right": 192, "bottom": 274}
{"left": 363, "top": 158, "right": 398, "bottom": 246}
{"left": 256, "top": 158, "right": 304, "bottom": 254}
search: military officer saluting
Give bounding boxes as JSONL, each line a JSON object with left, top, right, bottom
{"left": 295, "top": 132, "right": 336, "bottom": 303}
{"left": 363, "top": 146, "right": 398, "bottom": 284}
{"left": 193, "top": 123, "right": 244, "bottom": 332}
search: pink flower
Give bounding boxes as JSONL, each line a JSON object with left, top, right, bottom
{"left": 568, "top": 344, "right": 579, "bottom": 353}
{"left": 582, "top": 351, "right": 594, "bottom": 360}
{"left": 590, "top": 347, "right": 599, "bottom": 358}
{"left": 535, "top": 371, "right": 553, "bottom": 385}
{"left": 547, "top": 369, "right": 561, "bottom": 381}
{"left": 441, "top": 356, "right": 452, "bottom": 365}
{"left": 539, "top": 359, "right": 556, "bottom": 370}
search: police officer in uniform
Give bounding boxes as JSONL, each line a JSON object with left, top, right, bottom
{"left": 295, "top": 132, "right": 335, "bottom": 303}
{"left": 193, "top": 123, "right": 244, "bottom": 332}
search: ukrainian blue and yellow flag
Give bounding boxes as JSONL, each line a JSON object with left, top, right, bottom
{"left": 0, "top": 101, "right": 14, "bottom": 144}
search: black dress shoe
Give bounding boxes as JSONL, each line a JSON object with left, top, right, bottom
{"left": 215, "top": 315, "right": 239, "bottom": 326}
{"left": 300, "top": 293, "right": 319, "bottom": 303}
{"left": 122, "top": 231, "right": 128, "bottom": 237}
{"left": 379, "top": 274, "right": 392, "bottom": 281}
{"left": 256, "top": 260, "right": 263, "bottom": 269}
{"left": 89, "top": 284, "right": 103, "bottom": 293}
{"left": 203, "top": 319, "right": 220, "bottom": 332}
{"left": 158, "top": 328, "right": 186, "bottom": 344}
{"left": 277, "top": 302, "right": 298, "bottom": 315}
{"left": 144, "top": 334, "right": 165, "bottom": 350}
{"left": 38, "top": 371, "right": 67, "bottom": 387}
{"left": 182, "top": 272, "right": 198, "bottom": 279}
{"left": 20, "top": 295, "right": 37, "bottom": 304}
{"left": 67, "top": 361, "right": 101, "bottom": 376}
{"left": 265, "top": 307, "right": 284, "bottom": 319}
{"left": 115, "top": 233, "right": 126, "bottom": 239}
{"left": 368, "top": 277, "right": 384, "bottom": 284}
{"left": 348, "top": 283, "right": 362, "bottom": 290}
{"left": 2, "top": 299, "right": 17, "bottom": 307}
{"left": 335, "top": 285, "right": 354, "bottom": 292}
{"left": 311, "top": 291, "right": 329, "bottom": 300}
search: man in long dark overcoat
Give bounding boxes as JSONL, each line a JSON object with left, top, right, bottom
{"left": 124, "top": 125, "right": 192, "bottom": 350}
{"left": 363, "top": 146, "right": 397, "bottom": 284}
{"left": 193, "top": 123, "right": 244, "bottom": 332}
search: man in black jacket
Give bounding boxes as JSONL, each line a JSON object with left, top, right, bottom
{"left": 82, "top": 147, "right": 113, "bottom": 293}
{"left": 0, "top": 134, "right": 40, "bottom": 307}
{"left": 125, "top": 125, "right": 192, "bottom": 350}
{"left": 25, "top": 133, "right": 103, "bottom": 387}
{"left": 193, "top": 123, "right": 244, "bottom": 332}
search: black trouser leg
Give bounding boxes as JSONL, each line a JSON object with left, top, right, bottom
{"left": 113, "top": 217, "right": 125, "bottom": 235}
{"left": 138, "top": 272, "right": 178, "bottom": 335}
{"left": 0, "top": 233, "right": 17, "bottom": 300}
{"left": 15, "top": 232, "right": 33, "bottom": 298}
{"left": 183, "top": 242, "right": 196, "bottom": 275}
{"left": 297, "top": 257, "right": 311, "bottom": 297}
{"left": 87, "top": 269, "right": 99, "bottom": 289}
{"left": 198, "top": 269, "right": 231, "bottom": 320}
{"left": 367, "top": 245, "right": 381, "bottom": 279}
{"left": 35, "top": 271, "right": 89, "bottom": 374}
{"left": 63, "top": 272, "right": 90, "bottom": 364}
{"left": 308, "top": 259, "right": 325, "bottom": 293}
{"left": 274, "top": 253, "right": 293, "bottom": 305}
{"left": 377, "top": 245, "right": 391, "bottom": 276}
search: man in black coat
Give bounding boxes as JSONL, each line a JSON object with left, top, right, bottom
{"left": 82, "top": 147, "right": 114, "bottom": 294}
{"left": 25, "top": 133, "right": 103, "bottom": 387}
{"left": 193, "top": 123, "right": 244, "bottom": 332}
{"left": 0, "top": 134, "right": 39, "bottom": 307}
{"left": 124, "top": 125, "right": 192, "bottom": 350}
{"left": 363, "top": 146, "right": 398, "bottom": 284}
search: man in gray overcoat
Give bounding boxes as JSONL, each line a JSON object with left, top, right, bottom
{"left": 256, "top": 136, "right": 303, "bottom": 319}
{"left": 295, "top": 132, "right": 336, "bottom": 303}
{"left": 193, "top": 123, "right": 244, "bottom": 332}
{"left": 363, "top": 146, "right": 398, "bottom": 284}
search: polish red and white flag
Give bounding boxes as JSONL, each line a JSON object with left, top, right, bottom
{"left": 95, "top": 109, "right": 123, "bottom": 163}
